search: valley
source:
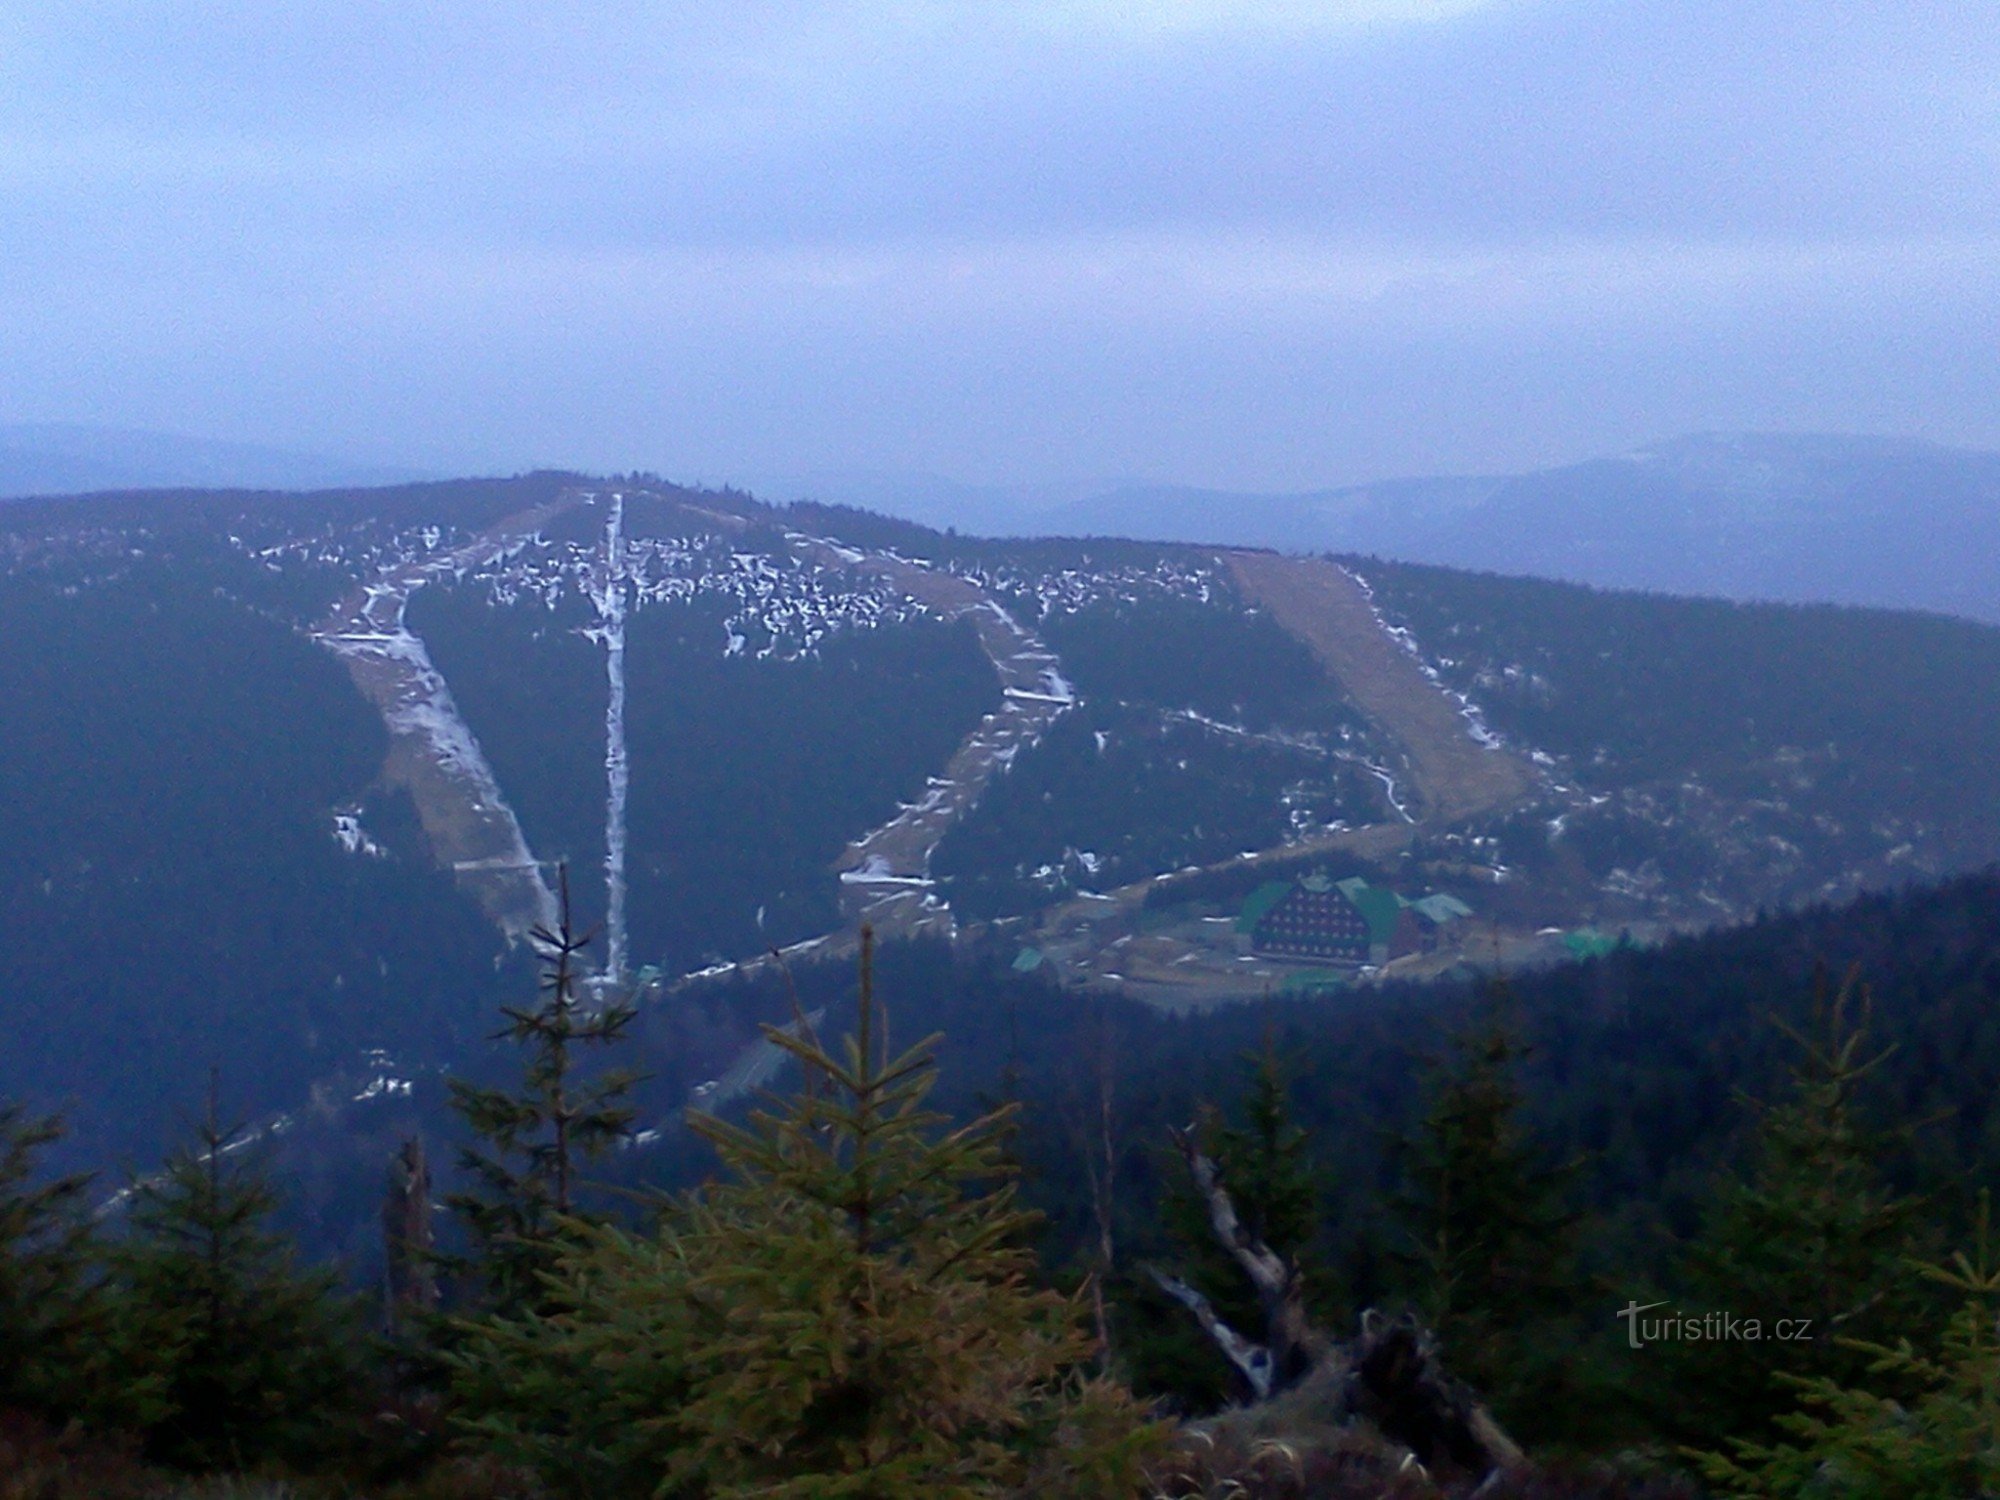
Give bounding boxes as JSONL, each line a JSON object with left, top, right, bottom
{"left": 292, "top": 480, "right": 2000, "bottom": 1021}
{"left": 6, "top": 471, "right": 2000, "bottom": 1173}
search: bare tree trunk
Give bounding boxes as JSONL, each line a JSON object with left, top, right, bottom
{"left": 383, "top": 1136, "right": 436, "bottom": 1326}
{"left": 1145, "top": 1265, "right": 1275, "bottom": 1399}
{"left": 1160, "top": 1127, "right": 1523, "bottom": 1487}
{"left": 1170, "top": 1123, "right": 1331, "bottom": 1383}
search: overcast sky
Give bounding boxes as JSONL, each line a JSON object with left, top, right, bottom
{"left": 2, "top": 1, "right": 1995, "bottom": 491}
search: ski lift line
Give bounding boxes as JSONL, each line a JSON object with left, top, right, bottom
{"left": 600, "top": 489, "right": 631, "bottom": 985}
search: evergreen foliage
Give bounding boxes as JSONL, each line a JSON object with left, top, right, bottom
{"left": 1660, "top": 972, "right": 1924, "bottom": 1453}
{"left": 0, "top": 1104, "right": 96, "bottom": 1419}
{"left": 1142, "top": 1042, "right": 1326, "bottom": 1406}
{"left": 102, "top": 1084, "right": 362, "bottom": 1471}
{"left": 1036, "top": 593, "right": 1360, "bottom": 735}
{"left": 1388, "top": 994, "right": 1587, "bottom": 1437}
{"left": 1215, "top": 1046, "right": 1322, "bottom": 1265}
{"left": 933, "top": 591, "right": 1382, "bottom": 916}
{"left": 447, "top": 869, "right": 638, "bottom": 1314}
{"left": 1360, "top": 556, "right": 2000, "bottom": 901}
{"left": 932, "top": 702, "right": 1375, "bottom": 917}
{"left": 452, "top": 929, "right": 1163, "bottom": 1498}
{"left": 411, "top": 581, "right": 1001, "bottom": 970}
{"left": 0, "top": 548, "right": 513, "bottom": 1173}
{"left": 1697, "top": 1194, "right": 2000, "bottom": 1499}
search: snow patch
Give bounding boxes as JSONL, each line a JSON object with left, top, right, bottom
{"left": 331, "top": 812, "right": 384, "bottom": 858}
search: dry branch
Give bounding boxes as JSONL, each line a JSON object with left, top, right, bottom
{"left": 1145, "top": 1264, "right": 1275, "bottom": 1400}
{"left": 1160, "top": 1124, "right": 1523, "bottom": 1489}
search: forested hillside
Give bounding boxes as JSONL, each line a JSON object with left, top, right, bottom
{"left": 10, "top": 862, "right": 1984, "bottom": 1493}
{"left": 677, "top": 865, "right": 2000, "bottom": 1466}
{"left": 1362, "top": 557, "right": 2000, "bottom": 915}
{"left": 10, "top": 472, "right": 2000, "bottom": 1174}
{"left": 696, "top": 866, "right": 2000, "bottom": 1271}
{"left": 933, "top": 591, "right": 1387, "bottom": 913}
{"left": 7, "top": 470, "right": 2000, "bottom": 1492}
{"left": 0, "top": 544, "right": 515, "bottom": 1169}
{"left": 414, "top": 581, "right": 999, "bottom": 968}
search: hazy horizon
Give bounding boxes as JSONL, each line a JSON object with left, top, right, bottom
{"left": 10, "top": 420, "right": 2000, "bottom": 518}
{"left": 5, "top": 2, "right": 1997, "bottom": 491}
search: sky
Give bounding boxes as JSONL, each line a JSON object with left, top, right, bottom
{"left": 2, "top": 1, "right": 1996, "bottom": 493}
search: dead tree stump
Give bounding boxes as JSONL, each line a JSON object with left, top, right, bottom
{"left": 1152, "top": 1123, "right": 1524, "bottom": 1489}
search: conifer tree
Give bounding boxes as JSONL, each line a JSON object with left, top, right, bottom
{"left": 1389, "top": 992, "right": 1582, "bottom": 1432}
{"left": 1697, "top": 1193, "right": 2000, "bottom": 1499}
{"left": 104, "top": 1081, "right": 360, "bottom": 1470}
{"left": 1149, "top": 1036, "right": 1322, "bottom": 1405}
{"left": 1663, "top": 969, "right": 1923, "bottom": 1453}
{"left": 0, "top": 1102, "right": 96, "bottom": 1419}
{"left": 447, "top": 864, "right": 638, "bottom": 1312}
{"left": 453, "top": 926, "right": 1162, "bottom": 1498}
{"left": 1211, "top": 1037, "right": 1319, "bottom": 1263}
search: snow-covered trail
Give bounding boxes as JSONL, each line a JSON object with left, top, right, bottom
{"left": 666, "top": 534, "right": 1076, "bottom": 994}
{"left": 660, "top": 533, "right": 1076, "bottom": 1117}
{"left": 314, "top": 499, "right": 578, "bottom": 944}
{"left": 596, "top": 491, "right": 631, "bottom": 982}
{"left": 316, "top": 490, "right": 1066, "bottom": 980}
{"left": 799, "top": 540, "right": 1075, "bottom": 942}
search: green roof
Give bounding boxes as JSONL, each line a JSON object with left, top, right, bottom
{"left": 1563, "top": 929, "right": 1620, "bottom": 960}
{"left": 1280, "top": 968, "right": 1348, "bottom": 995}
{"left": 1343, "top": 881, "right": 1406, "bottom": 945}
{"left": 1412, "top": 893, "right": 1473, "bottom": 924}
{"left": 1235, "top": 880, "right": 1294, "bottom": 934}
{"left": 1011, "top": 948, "right": 1046, "bottom": 973}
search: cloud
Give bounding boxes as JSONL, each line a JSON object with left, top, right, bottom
{"left": 335, "top": 228, "right": 2000, "bottom": 339}
{"left": 1, "top": 0, "right": 1996, "bottom": 485}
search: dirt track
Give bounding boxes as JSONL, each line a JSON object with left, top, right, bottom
{"left": 315, "top": 498, "right": 578, "bottom": 943}
{"left": 1227, "top": 551, "right": 1537, "bottom": 825}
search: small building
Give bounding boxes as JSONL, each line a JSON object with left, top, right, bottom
{"left": 1280, "top": 967, "right": 1348, "bottom": 998}
{"left": 1398, "top": 892, "right": 1474, "bottom": 959}
{"left": 1244, "top": 873, "right": 1472, "bottom": 966}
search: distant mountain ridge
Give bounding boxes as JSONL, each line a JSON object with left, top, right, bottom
{"left": 1042, "top": 434, "right": 2000, "bottom": 623}
{"left": 21, "top": 427, "right": 1996, "bottom": 619}
{"left": 0, "top": 421, "right": 426, "bottom": 498}
{"left": 794, "top": 434, "right": 2000, "bottom": 624}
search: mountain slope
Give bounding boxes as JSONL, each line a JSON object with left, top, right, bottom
{"left": 1360, "top": 556, "right": 2000, "bottom": 915}
{"left": 1227, "top": 551, "right": 1535, "bottom": 824}
{"left": 1039, "top": 434, "right": 2000, "bottom": 623}
{"left": 0, "top": 540, "right": 516, "bottom": 1170}
{"left": 9, "top": 472, "right": 2000, "bottom": 1179}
